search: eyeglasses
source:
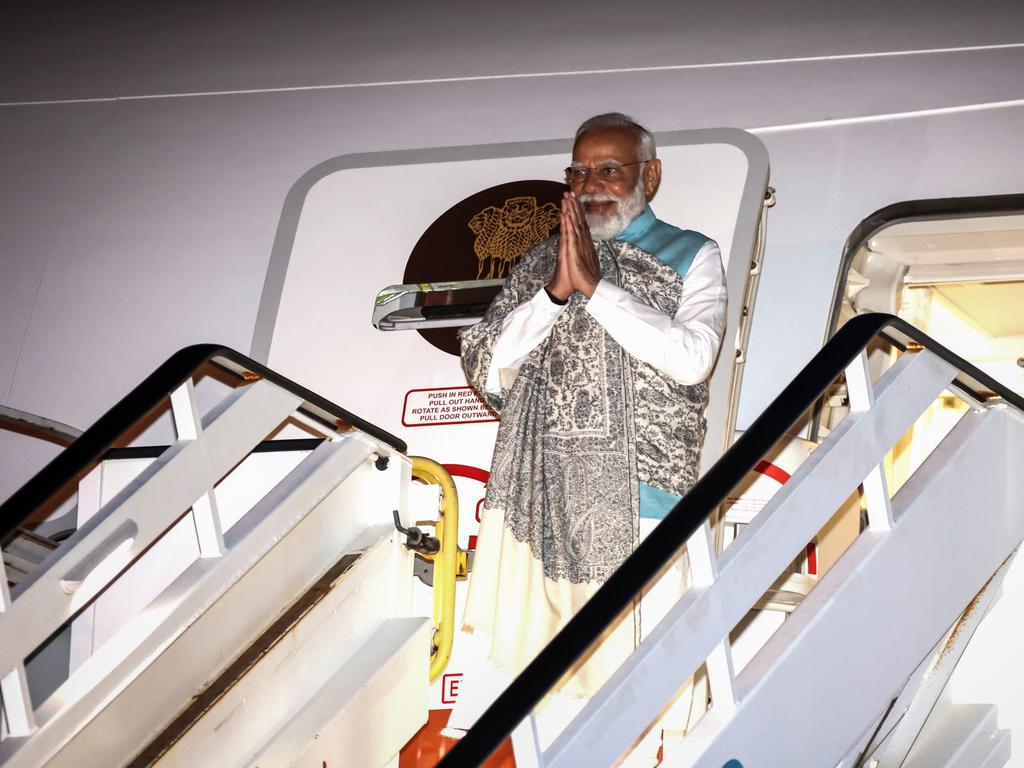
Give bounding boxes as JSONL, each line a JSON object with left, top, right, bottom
{"left": 564, "top": 161, "right": 648, "bottom": 184}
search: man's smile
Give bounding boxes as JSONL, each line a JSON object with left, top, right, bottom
{"left": 581, "top": 197, "right": 618, "bottom": 216}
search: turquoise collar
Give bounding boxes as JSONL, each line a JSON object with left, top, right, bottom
{"left": 616, "top": 205, "right": 656, "bottom": 244}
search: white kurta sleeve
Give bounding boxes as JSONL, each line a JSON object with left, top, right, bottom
{"left": 483, "top": 288, "right": 568, "bottom": 395}
{"left": 584, "top": 241, "right": 727, "bottom": 385}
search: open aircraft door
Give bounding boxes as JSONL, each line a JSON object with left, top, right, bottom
{"left": 253, "top": 128, "right": 770, "bottom": 716}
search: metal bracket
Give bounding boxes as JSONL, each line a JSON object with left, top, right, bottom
{"left": 392, "top": 510, "right": 440, "bottom": 555}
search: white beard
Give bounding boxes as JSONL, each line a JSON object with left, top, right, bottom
{"left": 580, "top": 180, "right": 646, "bottom": 240}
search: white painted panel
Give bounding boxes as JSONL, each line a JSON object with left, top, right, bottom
{"left": 4, "top": 99, "right": 287, "bottom": 428}
{"left": 0, "top": 432, "right": 62, "bottom": 508}
{"left": 0, "top": 103, "right": 113, "bottom": 411}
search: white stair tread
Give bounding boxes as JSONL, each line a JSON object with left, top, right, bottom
{"left": 246, "top": 616, "right": 431, "bottom": 768}
{"left": 148, "top": 523, "right": 407, "bottom": 768}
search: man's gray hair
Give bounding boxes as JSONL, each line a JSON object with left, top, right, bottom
{"left": 574, "top": 113, "right": 657, "bottom": 160}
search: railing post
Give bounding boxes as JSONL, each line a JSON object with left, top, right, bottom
{"left": 170, "top": 379, "right": 226, "bottom": 557}
{"left": 845, "top": 350, "right": 894, "bottom": 531}
{"left": 510, "top": 714, "right": 543, "bottom": 768}
{"left": 688, "top": 521, "right": 737, "bottom": 715}
{"left": 0, "top": 558, "right": 36, "bottom": 737}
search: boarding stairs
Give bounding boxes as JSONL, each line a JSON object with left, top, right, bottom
{"left": 1, "top": 314, "right": 1022, "bottom": 768}
{"left": 0, "top": 347, "right": 461, "bottom": 768}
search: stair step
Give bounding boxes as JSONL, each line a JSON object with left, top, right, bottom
{"left": 249, "top": 616, "right": 430, "bottom": 768}
{"left": 0, "top": 435, "right": 392, "bottom": 768}
{"left": 3, "top": 529, "right": 58, "bottom": 586}
{"left": 144, "top": 523, "right": 413, "bottom": 767}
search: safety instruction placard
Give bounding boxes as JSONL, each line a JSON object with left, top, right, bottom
{"left": 401, "top": 386, "right": 497, "bottom": 427}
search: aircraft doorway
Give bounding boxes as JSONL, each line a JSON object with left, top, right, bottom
{"left": 823, "top": 194, "right": 1024, "bottom": 489}
{"left": 832, "top": 195, "right": 1024, "bottom": 386}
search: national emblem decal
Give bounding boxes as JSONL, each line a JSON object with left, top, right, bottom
{"left": 403, "top": 180, "right": 565, "bottom": 355}
{"left": 469, "top": 195, "right": 560, "bottom": 280}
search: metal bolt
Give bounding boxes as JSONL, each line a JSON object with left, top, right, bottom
{"left": 1018, "top": 356, "right": 1024, "bottom": 368}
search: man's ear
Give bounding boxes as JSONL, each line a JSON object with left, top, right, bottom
{"left": 643, "top": 159, "right": 662, "bottom": 201}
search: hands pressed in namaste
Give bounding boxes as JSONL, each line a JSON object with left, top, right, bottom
{"left": 547, "top": 192, "right": 602, "bottom": 301}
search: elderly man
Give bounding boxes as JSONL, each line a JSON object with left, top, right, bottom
{"left": 457, "top": 113, "right": 726, "bottom": 757}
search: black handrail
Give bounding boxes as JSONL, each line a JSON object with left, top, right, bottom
{"left": 438, "top": 313, "right": 1024, "bottom": 766}
{"left": 0, "top": 344, "right": 407, "bottom": 541}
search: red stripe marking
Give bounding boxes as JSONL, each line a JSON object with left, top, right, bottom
{"left": 443, "top": 464, "right": 490, "bottom": 484}
{"left": 806, "top": 542, "right": 818, "bottom": 576}
{"left": 468, "top": 535, "right": 478, "bottom": 550}
{"left": 754, "top": 460, "right": 791, "bottom": 485}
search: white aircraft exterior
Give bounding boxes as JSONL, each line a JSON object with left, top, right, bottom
{"left": 1, "top": 3, "right": 1023, "bottom": 765}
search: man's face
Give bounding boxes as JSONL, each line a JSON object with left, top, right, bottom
{"left": 568, "top": 127, "right": 661, "bottom": 240}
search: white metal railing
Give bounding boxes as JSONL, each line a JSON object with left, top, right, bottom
{"left": 537, "top": 348, "right": 945, "bottom": 762}
{"left": 542, "top": 350, "right": 1023, "bottom": 766}
{"left": 0, "top": 369, "right": 404, "bottom": 767}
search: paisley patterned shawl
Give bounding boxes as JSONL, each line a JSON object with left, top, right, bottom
{"left": 462, "top": 235, "right": 707, "bottom": 582}
{"left": 459, "top": 234, "right": 708, "bottom": 689}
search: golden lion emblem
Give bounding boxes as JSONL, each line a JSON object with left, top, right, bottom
{"left": 469, "top": 196, "right": 559, "bottom": 279}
